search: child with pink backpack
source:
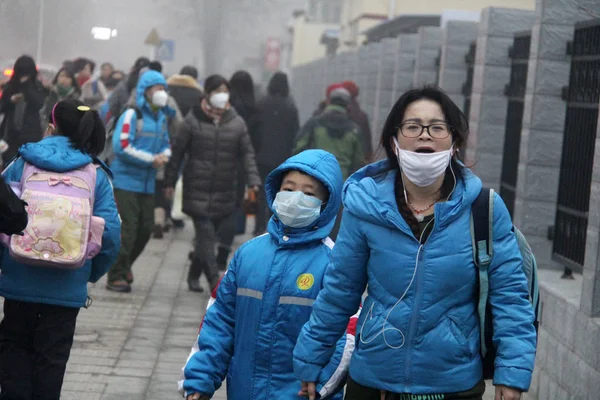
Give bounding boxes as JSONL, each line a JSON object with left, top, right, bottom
{"left": 0, "top": 99, "right": 121, "bottom": 399}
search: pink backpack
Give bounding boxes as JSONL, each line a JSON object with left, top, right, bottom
{"left": 0, "top": 162, "right": 105, "bottom": 269}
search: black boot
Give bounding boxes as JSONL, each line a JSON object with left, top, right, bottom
{"left": 187, "top": 278, "right": 204, "bottom": 293}
{"left": 153, "top": 224, "right": 164, "bottom": 239}
{"left": 187, "top": 258, "right": 204, "bottom": 293}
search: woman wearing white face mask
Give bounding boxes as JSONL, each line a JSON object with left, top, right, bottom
{"left": 164, "top": 75, "right": 261, "bottom": 293}
{"left": 293, "top": 87, "right": 537, "bottom": 400}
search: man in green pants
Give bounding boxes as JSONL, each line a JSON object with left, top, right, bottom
{"left": 106, "top": 70, "right": 174, "bottom": 292}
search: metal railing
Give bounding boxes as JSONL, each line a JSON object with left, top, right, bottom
{"left": 553, "top": 19, "right": 600, "bottom": 272}
{"left": 500, "top": 31, "right": 532, "bottom": 218}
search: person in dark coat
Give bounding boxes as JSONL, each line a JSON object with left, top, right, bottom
{"left": 229, "top": 70, "right": 260, "bottom": 239}
{"left": 253, "top": 72, "right": 300, "bottom": 235}
{"left": 0, "top": 55, "right": 47, "bottom": 162}
{"left": 167, "top": 66, "right": 203, "bottom": 117}
{"left": 164, "top": 75, "right": 261, "bottom": 293}
{"left": 0, "top": 174, "right": 27, "bottom": 235}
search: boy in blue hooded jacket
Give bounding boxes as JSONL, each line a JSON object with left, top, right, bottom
{"left": 106, "top": 70, "right": 173, "bottom": 292}
{"left": 179, "top": 150, "right": 359, "bottom": 400}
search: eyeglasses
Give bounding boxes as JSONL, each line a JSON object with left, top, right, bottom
{"left": 398, "top": 122, "right": 452, "bottom": 139}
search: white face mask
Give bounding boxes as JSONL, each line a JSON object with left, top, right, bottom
{"left": 273, "top": 191, "right": 322, "bottom": 228}
{"left": 151, "top": 90, "right": 168, "bottom": 108}
{"left": 209, "top": 92, "right": 230, "bottom": 109}
{"left": 393, "top": 137, "right": 453, "bottom": 187}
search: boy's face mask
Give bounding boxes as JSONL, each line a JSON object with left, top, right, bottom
{"left": 273, "top": 191, "right": 322, "bottom": 228}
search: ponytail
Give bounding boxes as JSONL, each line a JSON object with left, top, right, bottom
{"left": 76, "top": 108, "right": 106, "bottom": 156}
{"left": 50, "top": 99, "right": 106, "bottom": 156}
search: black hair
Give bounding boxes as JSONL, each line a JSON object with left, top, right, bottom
{"left": 52, "top": 67, "right": 80, "bottom": 91}
{"left": 203, "top": 74, "right": 229, "bottom": 95}
{"left": 149, "top": 61, "right": 163, "bottom": 73}
{"left": 105, "top": 70, "right": 124, "bottom": 90}
{"left": 380, "top": 86, "right": 468, "bottom": 237}
{"left": 281, "top": 169, "right": 330, "bottom": 204}
{"left": 100, "top": 62, "right": 114, "bottom": 70}
{"left": 48, "top": 99, "right": 106, "bottom": 156}
{"left": 73, "top": 58, "right": 95, "bottom": 74}
{"left": 180, "top": 65, "right": 198, "bottom": 79}
{"left": 133, "top": 57, "right": 150, "bottom": 70}
{"left": 267, "top": 72, "right": 289, "bottom": 97}
{"left": 127, "top": 57, "right": 151, "bottom": 92}
{"left": 10, "top": 55, "right": 37, "bottom": 84}
{"left": 62, "top": 60, "right": 75, "bottom": 70}
{"left": 230, "top": 70, "right": 256, "bottom": 110}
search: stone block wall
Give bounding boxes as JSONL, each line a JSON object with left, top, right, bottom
{"left": 438, "top": 21, "right": 479, "bottom": 114}
{"left": 373, "top": 38, "right": 400, "bottom": 141}
{"left": 466, "top": 7, "right": 536, "bottom": 192}
{"left": 391, "top": 34, "right": 418, "bottom": 102}
{"left": 581, "top": 103, "right": 600, "bottom": 318}
{"left": 413, "top": 27, "right": 442, "bottom": 88}
{"left": 528, "top": 272, "right": 600, "bottom": 399}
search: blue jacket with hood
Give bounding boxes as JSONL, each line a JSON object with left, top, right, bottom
{"left": 293, "top": 160, "right": 537, "bottom": 394}
{"left": 110, "top": 70, "right": 171, "bottom": 194}
{"left": 180, "top": 150, "right": 359, "bottom": 400}
{"left": 0, "top": 135, "right": 121, "bottom": 308}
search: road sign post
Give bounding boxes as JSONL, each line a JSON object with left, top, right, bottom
{"left": 144, "top": 28, "right": 161, "bottom": 60}
{"left": 156, "top": 40, "right": 175, "bottom": 62}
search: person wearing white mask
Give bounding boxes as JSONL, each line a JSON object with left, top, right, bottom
{"left": 293, "top": 87, "right": 537, "bottom": 400}
{"left": 179, "top": 149, "right": 359, "bottom": 400}
{"left": 164, "top": 75, "right": 261, "bottom": 293}
{"left": 106, "top": 70, "right": 172, "bottom": 293}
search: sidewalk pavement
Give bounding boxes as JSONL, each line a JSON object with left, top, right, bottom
{"left": 0, "top": 214, "right": 505, "bottom": 400}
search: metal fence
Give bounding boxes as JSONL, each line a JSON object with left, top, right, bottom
{"left": 500, "top": 31, "right": 532, "bottom": 218}
{"left": 553, "top": 19, "right": 600, "bottom": 271}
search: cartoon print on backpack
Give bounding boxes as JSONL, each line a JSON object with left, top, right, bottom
{"left": 17, "top": 196, "right": 84, "bottom": 259}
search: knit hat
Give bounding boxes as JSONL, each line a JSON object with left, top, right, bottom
{"left": 341, "top": 80, "right": 359, "bottom": 98}
{"left": 328, "top": 87, "right": 351, "bottom": 106}
{"left": 326, "top": 82, "right": 344, "bottom": 98}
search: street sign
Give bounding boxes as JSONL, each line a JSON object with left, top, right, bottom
{"left": 144, "top": 28, "right": 161, "bottom": 46}
{"left": 156, "top": 40, "right": 175, "bottom": 62}
{"left": 264, "top": 37, "right": 281, "bottom": 72}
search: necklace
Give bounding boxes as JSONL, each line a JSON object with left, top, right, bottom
{"left": 409, "top": 200, "right": 436, "bottom": 215}
{"left": 408, "top": 199, "right": 438, "bottom": 222}
{"left": 403, "top": 187, "right": 440, "bottom": 222}
{"left": 408, "top": 201, "right": 436, "bottom": 215}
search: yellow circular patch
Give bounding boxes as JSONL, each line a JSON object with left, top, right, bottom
{"left": 297, "top": 273, "right": 315, "bottom": 291}
{"left": 77, "top": 105, "right": 91, "bottom": 112}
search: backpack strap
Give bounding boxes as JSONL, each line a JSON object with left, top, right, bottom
{"left": 471, "top": 187, "right": 495, "bottom": 357}
{"left": 134, "top": 107, "right": 144, "bottom": 133}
